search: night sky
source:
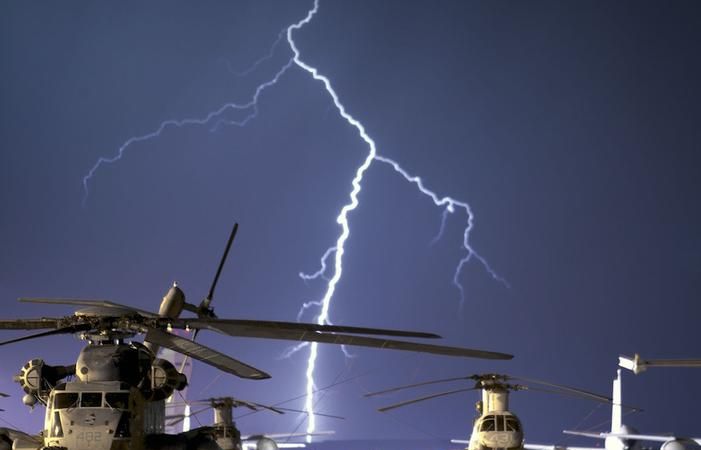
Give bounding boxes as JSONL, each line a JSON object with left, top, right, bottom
{"left": 1, "top": 1, "right": 700, "bottom": 448}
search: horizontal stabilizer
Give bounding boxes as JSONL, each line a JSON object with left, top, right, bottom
{"left": 619, "top": 353, "right": 701, "bottom": 374}
{"left": 563, "top": 430, "right": 608, "bottom": 439}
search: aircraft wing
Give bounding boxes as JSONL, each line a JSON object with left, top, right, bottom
{"left": 624, "top": 435, "right": 701, "bottom": 446}
{"left": 565, "top": 431, "right": 701, "bottom": 445}
{"left": 563, "top": 430, "right": 607, "bottom": 439}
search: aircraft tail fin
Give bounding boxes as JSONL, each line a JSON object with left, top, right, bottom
{"left": 611, "top": 369, "right": 622, "bottom": 433}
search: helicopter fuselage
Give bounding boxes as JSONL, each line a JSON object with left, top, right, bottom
{"left": 43, "top": 380, "right": 144, "bottom": 450}
{"left": 468, "top": 411, "right": 524, "bottom": 450}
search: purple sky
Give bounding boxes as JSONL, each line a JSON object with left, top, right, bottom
{"left": 1, "top": 0, "right": 700, "bottom": 446}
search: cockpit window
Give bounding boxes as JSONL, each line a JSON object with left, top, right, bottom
{"left": 105, "top": 393, "right": 130, "bottom": 409}
{"left": 480, "top": 415, "right": 496, "bottom": 432}
{"left": 505, "top": 417, "right": 521, "bottom": 432}
{"left": 81, "top": 393, "right": 103, "bottom": 407}
{"left": 54, "top": 393, "right": 79, "bottom": 409}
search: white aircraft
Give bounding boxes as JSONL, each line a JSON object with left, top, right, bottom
{"left": 619, "top": 354, "right": 701, "bottom": 375}
{"left": 527, "top": 370, "right": 701, "bottom": 450}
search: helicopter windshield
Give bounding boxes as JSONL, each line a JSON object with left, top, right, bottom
{"left": 53, "top": 393, "right": 79, "bottom": 409}
{"left": 81, "top": 392, "right": 103, "bottom": 407}
{"left": 480, "top": 416, "right": 496, "bottom": 431}
{"left": 105, "top": 392, "right": 130, "bottom": 409}
{"left": 505, "top": 417, "right": 521, "bottom": 432}
{"left": 480, "top": 415, "right": 521, "bottom": 432}
{"left": 53, "top": 392, "right": 109, "bottom": 409}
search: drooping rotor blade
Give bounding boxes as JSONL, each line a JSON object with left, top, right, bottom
{"left": 377, "top": 387, "right": 478, "bottom": 412}
{"left": 519, "top": 385, "right": 605, "bottom": 406}
{"left": 181, "top": 318, "right": 440, "bottom": 339}
{"left": 0, "top": 324, "right": 93, "bottom": 346}
{"left": 0, "top": 392, "right": 9, "bottom": 397}
{"left": 273, "top": 406, "right": 345, "bottom": 420}
{"left": 169, "top": 400, "right": 343, "bottom": 419}
{"left": 168, "top": 399, "right": 283, "bottom": 415}
{"left": 507, "top": 375, "right": 611, "bottom": 403}
{"left": 166, "top": 407, "right": 210, "bottom": 427}
{"left": 201, "top": 222, "right": 239, "bottom": 312}
{"left": 235, "top": 372, "right": 370, "bottom": 420}
{"left": 144, "top": 328, "right": 270, "bottom": 380}
{"left": 364, "top": 376, "right": 473, "bottom": 398}
{"left": 174, "top": 320, "right": 512, "bottom": 360}
{"left": 235, "top": 399, "right": 285, "bottom": 414}
{"left": 521, "top": 385, "right": 641, "bottom": 411}
{"left": 19, "top": 298, "right": 159, "bottom": 318}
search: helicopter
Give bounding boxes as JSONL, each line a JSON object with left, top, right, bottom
{"left": 0, "top": 392, "right": 40, "bottom": 450}
{"left": 365, "top": 373, "right": 617, "bottom": 450}
{"left": 0, "top": 223, "right": 513, "bottom": 450}
{"left": 165, "top": 396, "right": 342, "bottom": 450}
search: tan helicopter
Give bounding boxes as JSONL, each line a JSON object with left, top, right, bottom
{"left": 165, "top": 396, "right": 341, "bottom": 449}
{"left": 0, "top": 223, "right": 512, "bottom": 450}
{"left": 366, "top": 373, "right": 616, "bottom": 450}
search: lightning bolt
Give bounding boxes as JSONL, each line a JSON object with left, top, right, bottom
{"left": 80, "top": 53, "right": 296, "bottom": 206}
{"left": 81, "top": 0, "right": 508, "bottom": 443}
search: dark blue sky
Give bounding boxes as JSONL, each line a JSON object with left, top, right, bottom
{"left": 1, "top": 0, "right": 700, "bottom": 446}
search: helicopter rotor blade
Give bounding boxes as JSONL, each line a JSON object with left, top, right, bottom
{"left": 235, "top": 399, "right": 285, "bottom": 414}
{"left": 166, "top": 407, "right": 210, "bottom": 427}
{"left": 168, "top": 399, "right": 283, "bottom": 414}
{"left": 377, "top": 387, "right": 479, "bottom": 412}
{"left": 234, "top": 372, "right": 371, "bottom": 420}
{"left": 519, "top": 385, "right": 641, "bottom": 411}
{"left": 0, "top": 392, "right": 9, "bottom": 397}
{"left": 507, "top": 375, "right": 611, "bottom": 403}
{"left": 168, "top": 399, "right": 343, "bottom": 420}
{"left": 273, "top": 406, "right": 345, "bottom": 420}
{"left": 0, "top": 318, "right": 61, "bottom": 330}
{"left": 176, "top": 222, "right": 238, "bottom": 373}
{"left": 144, "top": 328, "right": 270, "bottom": 380}
{"left": 183, "top": 318, "right": 440, "bottom": 339}
{"left": 173, "top": 320, "right": 511, "bottom": 360}
{"left": 201, "top": 222, "right": 239, "bottom": 312}
{"left": 364, "top": 376, "right": 474, "bottom": 398}
{"left": 19, "top": 298, "right": 159, "bottom": 318}
{"left": 0, "top": 323, "right": 93, "bottom": 346}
